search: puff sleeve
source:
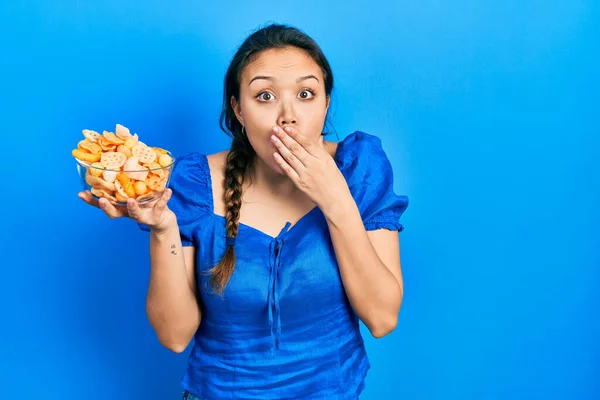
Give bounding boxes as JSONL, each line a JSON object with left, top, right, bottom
{"left": 138, "top": 152, "right": 211, "bottom": 246}
{"left": 337, "top": 131, "right": 409, "bottom": 232}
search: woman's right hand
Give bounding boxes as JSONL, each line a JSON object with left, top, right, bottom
{"left": 78, "top": 189, "right": 176, "bottom": 233}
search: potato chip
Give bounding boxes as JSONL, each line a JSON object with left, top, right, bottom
{"left": 115, "top": 123, "right": 132, "bottom": 140}
{"left": 117, "top": 144, "right": 133, "bottom": 158}
{"left": 91, "top": 187, "right": 117, "bottom": 202}
{"left": 122, "top": 156, "right": 148, "bottom": 181}
{"left": 102, "top": 170, "right": 118, "bottom": 183}
{"left": 73, "top": 149, "right": 101, "bottom": 163}
{"left": 144, "top": 162, "right": 161, "bottom": 170}
{"left": 97, "top": 136, "right": 118, "bottom": 151}
{"left": 156, "top": 175, "right": 168, "bottom": 191}
{"left": 102, "top": 130, "right": 125, "bottom": 145}
{"left": 136, "top": 192, "right": 156, "bottom": 202}
{"left": 78, "top": 140, "right": 102, "bottom": 155}
{"left": 89, "top": 162, "right": 104, "bottom": 177}
{"left": 145, "top": 174, "right": 167, "bottom": 192}
{"left": 101, "top": 151, "right": 127, "bottom": 170}
{"left": 82, "top": 129, "right": 101, "bottom": 143}
{"left": 124, "top": 133, "right": 139, "bottom": 150}
{"left": 85, "top": 173, "right": 116, "bottom": 192}
{"left": 127, "top": 165, "right": 149, "bottom": 181}
{"left": 114, "top": 188, "right": 129, "bottom": 203}
{"left": 144, "top": 176, "right": 162, "bottom": 191}
{"left": 123, "top": 155, "right": 139, "bottom": 169}
{"left": 114, "top": 179, "right": 128, "bottom": 199}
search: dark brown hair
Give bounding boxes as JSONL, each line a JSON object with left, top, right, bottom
{"left": 206, "top": 23, "right": 335, "bottom": 295}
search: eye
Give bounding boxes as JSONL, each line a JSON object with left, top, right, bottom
{"left": 256, "top": 92, "right": 274, "bottom": 102}
{"left": 298, "top": 89, "right": 315, "bottom": 99}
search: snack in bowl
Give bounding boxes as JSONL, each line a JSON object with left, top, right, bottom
{"left": 72, "top": 124, "right": 175, "bottom": 205}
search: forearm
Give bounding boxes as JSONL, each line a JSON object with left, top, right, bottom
{"left": 146, "top": 221, "right": 200, "bottom": 352}
{"left": 324, "top": 195, "right": 403, "bottom": 338}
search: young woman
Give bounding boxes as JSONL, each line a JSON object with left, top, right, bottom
{"left": 79, "top": 23, "right": 409, "bottom": 400}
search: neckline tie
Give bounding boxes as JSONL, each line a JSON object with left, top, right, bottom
{"left": 268, "top": 221, "right": 292, "bottom": 352}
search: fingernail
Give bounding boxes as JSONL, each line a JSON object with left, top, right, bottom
{"left": 284, "top": 127, "right": 292, "bottom": 133}
{"left": 270, "top": 135, "right": 277, "bottom": 142}
{"left": 272, "top": 126, "right": 279, "bottom": 133}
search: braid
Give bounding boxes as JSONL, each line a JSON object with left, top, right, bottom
{"left": 207, "top": 134, "right": 252, "bottom": 295}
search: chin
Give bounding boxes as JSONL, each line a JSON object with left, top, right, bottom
{"left": 255, "top": 152, "right": 285, "bottom": 175}
{"left": 272, "top": 161, "right": 287, "bottom": 176}
{"left": 264, "top": 150, "right": 287, "bottom": 175}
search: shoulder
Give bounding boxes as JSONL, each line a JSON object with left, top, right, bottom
{"left": 335, "top": 130, "right": 384, "bottom": 152}
{"left": 334, "top": 131, "right": 395, "bottom": 184}
{"left": 334, "top": 131, "right": 409, "bottom": 230}
{"left": 173, "top": 150, "right": 228, "bottom": 181}
{"left": 207, "top": 150, "right": 229, "bottom": 164}
{"left": 172, "top": 151, "right": 207, "bottom": 170}
{"left": 170, "top": 151, "right": 210, "bottom": 187}
{"left": 167, "top": 151, "right": 213, "bottom": 216}
{"left": 205, "top": 150, "right": 229, "bottom": 183}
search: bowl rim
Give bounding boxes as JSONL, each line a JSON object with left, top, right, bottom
{"left": 75, "top": 150, "right": 176, "bottom": 173}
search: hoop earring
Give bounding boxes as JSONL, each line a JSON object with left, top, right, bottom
{"left": 241, "top": 126, "right": 246, "bottom": 136}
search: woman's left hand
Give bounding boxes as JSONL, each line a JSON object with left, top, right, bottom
{"left": 270, "top": 125, "right": 351, "bottom": 215}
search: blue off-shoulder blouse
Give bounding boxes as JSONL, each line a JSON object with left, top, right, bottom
{"left": 141, "top": 131, "right": 409, "bottom": 400}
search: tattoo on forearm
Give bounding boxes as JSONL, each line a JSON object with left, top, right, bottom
{"left": 170, "top": 244, "right": 177, "bottom": 255}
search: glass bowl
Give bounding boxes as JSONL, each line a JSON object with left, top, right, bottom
{"left": 75, "top": 150, "right": 175, "bottom": 206}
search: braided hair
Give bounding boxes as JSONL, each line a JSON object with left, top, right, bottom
{"left": 207, "top": 23, "right": 335, "bottom": 295}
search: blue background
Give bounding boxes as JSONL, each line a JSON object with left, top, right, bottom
{"left": 1, "top": 1, "right": 598, "bottom": 399}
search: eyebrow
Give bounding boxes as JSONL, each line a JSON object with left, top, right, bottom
{"left": 297, "top": 75, "right": 320, "bottom": 84}
{"left": 248, "top": 75, "right": 273, "bottom": 86}
{"left": 248, "top": 75, "right": 320, "bottom": 86}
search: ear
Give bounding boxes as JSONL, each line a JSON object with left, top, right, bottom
{"left": 231, "top": 96, "right": 244, "bottom": 125}
{"left": 326, "top": 95, "right": 330, "bottom": 111}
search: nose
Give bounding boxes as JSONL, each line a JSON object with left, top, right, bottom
{"left": 277, "top": 101, "right": 297, "bottom": 126}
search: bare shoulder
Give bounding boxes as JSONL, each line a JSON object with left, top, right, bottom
{"left": 206, "top": 151, "right": 229, "bottom": 172}
{"left": 206, "top": 151, "right": 229, "bottom": 184}
{"left": 206, "top": 150, "right": 228, "bottom": 214}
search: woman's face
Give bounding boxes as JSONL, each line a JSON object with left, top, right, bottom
{"left": 232, "top": 46, "right": 329, "bottom": 174}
